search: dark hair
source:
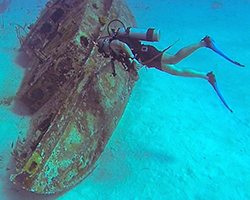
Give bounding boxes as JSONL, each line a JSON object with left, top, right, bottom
{"left": 97, "top": 37, "right": 111, "bottom": 58}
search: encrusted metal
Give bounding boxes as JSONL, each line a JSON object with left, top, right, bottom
{"left": 11, "top": 0, "right": 137, "bottom": 194}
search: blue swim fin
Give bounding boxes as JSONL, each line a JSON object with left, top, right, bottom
{"left": 207, "top": 72, "right": 233, "bottom": 113}
{"left": 203, "top": 36, "right": 245, "bottom": 67}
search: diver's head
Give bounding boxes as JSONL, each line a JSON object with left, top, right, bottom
{"left": 96, "top": 37, "right": 111, "bottom": 57}
{"left": 96, "top": 37, "right": 107, "bottom": 48}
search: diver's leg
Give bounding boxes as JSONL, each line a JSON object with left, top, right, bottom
{"left": 161, "top": 41, "right": 205, "bottom": 64}
{"left": 160, "top": 63, "right": 208, "bottom": 80}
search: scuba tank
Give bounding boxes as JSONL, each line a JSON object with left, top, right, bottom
{"left": 116, "top": 27, "right": 161, "bottom": 42}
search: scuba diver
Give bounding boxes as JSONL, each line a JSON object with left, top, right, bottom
{"left": 95, "top": 19, "right": 244, "bottom": 112}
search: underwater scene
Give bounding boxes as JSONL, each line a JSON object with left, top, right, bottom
{"left": 0, "top": 0, "right": 249, "bottom": 199}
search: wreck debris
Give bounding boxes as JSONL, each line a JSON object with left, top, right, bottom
{"left": 9, "top": 23, "right": 28, "bottom": 45}
{"left": 0, "top": 96, "right": 14, "bottom": 106}
{"left": 0, "top": 0, "right": 11, "bottom": 14}
{"left": 1, "top": 15, "right": 3, "bottom": 28}
{"left": 0, "top": 0, "right": 11, "bottom": 28}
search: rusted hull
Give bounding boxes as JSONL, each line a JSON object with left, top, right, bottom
{"left": 11, "top": 0, "right": 137, "bottom": 194}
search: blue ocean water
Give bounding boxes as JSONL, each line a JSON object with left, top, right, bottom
{"left": 0, "top": 0, "right": 249, "bottom": 199}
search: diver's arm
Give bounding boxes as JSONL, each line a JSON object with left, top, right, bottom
{"left": 110, "top": 39, "right": 134, "bottom": 57}
{"left": 110, "top": 39, "right": 140, "bottom": 65}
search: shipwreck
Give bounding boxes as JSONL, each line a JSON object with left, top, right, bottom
{"left": 11, "top": 0, "right": 137, "bottom": 194}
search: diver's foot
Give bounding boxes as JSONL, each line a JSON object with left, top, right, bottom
{"left": 206, "top": 71, "right": 216, "bottom": 85}
{"left": 202, "top": 36, "right": 245, "bottom": 67}
{"left": 201, "top": 36, "right": 215, "bottom": 49}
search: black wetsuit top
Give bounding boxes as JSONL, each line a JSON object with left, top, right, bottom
{"left": 120, "top": 38, "right": 163, "bottom": 70}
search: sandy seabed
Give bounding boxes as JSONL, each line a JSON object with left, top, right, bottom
{"left": 0, "top": 0, "right": 250, "bottom": 199}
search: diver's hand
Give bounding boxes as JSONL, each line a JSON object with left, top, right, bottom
{"left": 130, "top": 58, "right": 144, "bottom": 71}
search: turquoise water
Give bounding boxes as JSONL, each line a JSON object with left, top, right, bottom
{"left": 0, "top": 0, "right": 249, "bottom": 199}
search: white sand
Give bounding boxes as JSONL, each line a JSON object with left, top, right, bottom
{"left": 0, "top": 0, "right": 250, "bottom": 199}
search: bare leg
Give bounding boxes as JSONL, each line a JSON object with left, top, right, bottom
{"left": 158, "top": 40, "right": 208, "bottom": 80}
{"left": 160, "top": 63, "right": 208, "bottom": 80}
{"left": 161, "top": 41, "right": 205, "bottom": 64}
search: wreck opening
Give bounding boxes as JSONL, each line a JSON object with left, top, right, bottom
{"left": 38, "top": 113, "right": 54, "bottom": 132}
{"left": 51, "top": 8, "right": 64, "bottom": 23}
{"left": 64, "top": 0, "right": 79, "bottom": 8}
{"left": 40, "top": 22, "right": 52, "bottom": 35}
{"left": 13, "top": 172, "right": 29, "bottom": 185}
{"left": 29, "top": 88, "right": 44, "bottom": 100}
{"left": 30, "top": 113, "right": 55, "bottom": 152}
{"left": 80, "top": 35, "right": 89, "bottom": 47}
{"left": 57, "top": 57, "right": 73, "bottom": 74}
{"left": 29, "top": 161, "right": 38, "bottom": 172}
{"left": 20, "top": 152, "right": 28, "bottom": 159}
